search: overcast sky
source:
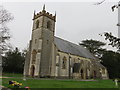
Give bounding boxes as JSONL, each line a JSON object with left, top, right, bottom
{"left": 1, "top": 1, "right": 119, "bottom": 51}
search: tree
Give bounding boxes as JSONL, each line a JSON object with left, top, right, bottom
{"left": 103, "top": 32, "right": 120, "bottom": 52}
{"left": 93, "top": 0, "right": 105, "bottom": 5}
{"left": 94, "top": 0, "right": 119, "bottom": 12}
{"left": 93, "top": 1, "right": 120, "bottom": 78}
{"left": 0, "top": 6, "right": 13, "bottom": 52}
{"left": 79, "top": 38, "right": 120, "bottom": 78}
{"left": 79, "top": 39, "right": 106, "bottom": 58}
{"left": 2, "top": 47, "right": 25, "bottom": 73}
{"left": 101, "top": 50, "right": 120, "bottom": 78}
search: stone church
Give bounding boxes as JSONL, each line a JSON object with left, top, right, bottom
{"left": 24, "top": 5, "right": 108, "bottom": 79}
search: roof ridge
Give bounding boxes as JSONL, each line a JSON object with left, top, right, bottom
{"left": 54, "top": 36, "right": 81, "bottom": 48}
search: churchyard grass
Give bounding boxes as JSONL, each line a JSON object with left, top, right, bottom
{"left": 1, "top": 73, "right": 118, "bottom": 88}
{"left": 2, "top": 72, "right": 23, "bottom": 77}
{"left": 2, "top": 78, "right": 117, "bottom": 88}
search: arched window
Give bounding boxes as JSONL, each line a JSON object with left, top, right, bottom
{"left": 32, "top": 50, "right": 37, "bottom": 64}
{"left": 73, "top": 63, "right": 80, "bottom": 73}
{"left": 47, "top": 21, "right": 51, "bottom": 29}
{"left": 56, "top": 54, "right": 60, "bottom": 66}
{"left": 62, "top": 56, "right": 67, "bottom": 69}
{"left": 36, "top": 20, "right": 39, "bottom": 28}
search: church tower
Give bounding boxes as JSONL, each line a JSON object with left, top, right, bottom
{"left": 26, "top": 5, "right": 56, "bottom": 77}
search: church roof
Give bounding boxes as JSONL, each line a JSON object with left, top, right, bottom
{"left": 54, "top": 37, "right": 96, "bottom": 60}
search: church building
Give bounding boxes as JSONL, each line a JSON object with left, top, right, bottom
{"left": 24, "top": 5, "right": 108, "bottom": 79}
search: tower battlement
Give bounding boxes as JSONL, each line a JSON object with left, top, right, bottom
{"left": 33, "top": 5, "right": 56, "bottom": 21}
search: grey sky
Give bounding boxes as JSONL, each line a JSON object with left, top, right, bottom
{"left": 2, "top": 2, "right": 118, "bottom": 50}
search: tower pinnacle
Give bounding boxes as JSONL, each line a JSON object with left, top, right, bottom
{"left": 43, "top": 4, "right": 45, "bottom": 11}
{"left": 33, "top": 10, "right": 36, "bottom": 18}
{"left": 55, "top": 11, "right": 56, "bottom": 17}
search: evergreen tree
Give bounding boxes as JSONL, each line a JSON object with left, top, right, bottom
{"left": 101, "top": 50, "right": 120, "bottom": 78}
{"left": 79, "top": 39, "right": 106, "bottom": 58}
{"left": 2, "top": 47, "right": 25, "bottom": 73}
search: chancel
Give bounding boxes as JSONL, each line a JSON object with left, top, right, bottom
{"left": 24, "top": 5, "right": 108, "bottom": 79}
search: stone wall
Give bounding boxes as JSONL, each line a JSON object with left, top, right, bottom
{"left": 54, "top": 51, "right": 95, "bottom": 79}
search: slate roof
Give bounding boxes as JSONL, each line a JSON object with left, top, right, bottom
{"left": 54, "top": 37, "right": 96, "bottom": 60}
{"left": 93, "top": 61, "right": 105, "bottom": 68}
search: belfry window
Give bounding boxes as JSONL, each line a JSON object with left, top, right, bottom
{"left": 36, "top": 20, "right": 39, "bottom": 28}
{"left": 47, "top": 40, "right": 49, "bottom": 44}
{"left": 62, "top": 56, "right": 67, "bottom": 69}
{"left": 47, "top": 21, "right": 51, "bottom": 29}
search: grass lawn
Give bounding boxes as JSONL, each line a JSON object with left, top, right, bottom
{"left": 2, "top": 78, "right": 118, "bottom": 88}
{"left": 1, "top": 73, "right": 118, "bottom": 88}
{"left": 2, "top": 72, "right": 23, "bottom": 77}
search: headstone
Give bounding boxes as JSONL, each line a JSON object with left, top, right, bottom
{"left": 23, "top": 76, "right": 26, "bottom": 81}
{"left": 115, "top": 79, "right": 118, "bottom": 87}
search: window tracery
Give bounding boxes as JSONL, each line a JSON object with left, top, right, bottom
{"left": 62, "top": 56, "right": 67, "bottom": 69}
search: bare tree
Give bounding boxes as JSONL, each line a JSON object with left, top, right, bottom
{"left": 94, "top": 0, "right": 119, "bottom": 12}
{"left": 0, "top": 6, "right": 13, "bottom": 53}
{"left": 93, "top": 0, "right": 106, "bottom": 5}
